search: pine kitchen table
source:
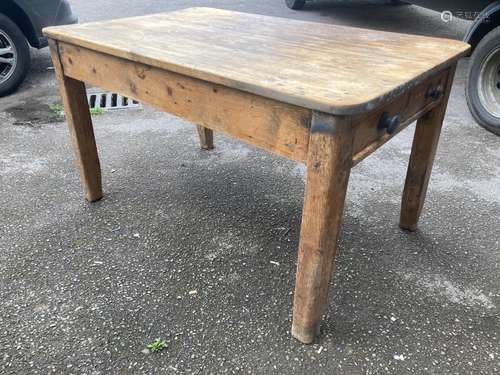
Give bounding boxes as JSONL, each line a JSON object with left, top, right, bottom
{"left": 43, "top": 7, "right": 470, "bottom": 344}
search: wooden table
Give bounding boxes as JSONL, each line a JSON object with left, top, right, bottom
{"left": 44, "top": 7, "right": 470, "bottom": 344}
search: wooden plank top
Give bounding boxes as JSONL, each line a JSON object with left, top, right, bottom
{"left": 43, "top": 7, "right": 470, "bottom": 115}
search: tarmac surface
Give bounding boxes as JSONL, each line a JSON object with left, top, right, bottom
{"left": 1, "top": 1, "right": 499, "bottom": 374}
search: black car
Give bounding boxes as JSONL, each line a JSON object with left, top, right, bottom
{"left": 286, "top": 0, "right": 500, "bottom": 135}
{"left": 0, "top": 0, "right": 77, "bottom": 96}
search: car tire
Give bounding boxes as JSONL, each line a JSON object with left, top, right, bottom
{"left": 466, "top": 26, "right": 500, "bottom": 136}
{"left": 285, "top": 0, "right": 306, "bottom": 10}
{"left": 0, "top": 13, "right": 30, "bottom": 97}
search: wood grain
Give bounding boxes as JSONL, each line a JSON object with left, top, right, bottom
{"left": 292, "top": 112, "right": 353, "bottom": 344}
{"left": 351, "top": 68, "right": 449, "bottom": 164}
{"left": 43, "top": 7, "right": 470, "bottom": 115}
{"left": 57, "top": 42, "right": 311, "bottom": 162}
{"left": 400, "top": 64, "right": 457, "bottom": 231}
{"left": 49, "top": 40, "right": 103, "bottom": 202}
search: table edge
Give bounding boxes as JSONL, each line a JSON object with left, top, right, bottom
{"left": 43, "top": 27, "right": 470, "bottom": 115}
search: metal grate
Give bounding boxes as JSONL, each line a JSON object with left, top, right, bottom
{"left": 87, "top": 92, "right": 141, "bottom": 110}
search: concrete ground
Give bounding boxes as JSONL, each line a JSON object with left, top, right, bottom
{"left": 1, "top": 0, "right": 499, "bottom": 374}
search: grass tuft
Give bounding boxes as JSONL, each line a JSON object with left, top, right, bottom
{"left": 90, "top": 107, "right": 104, "bottom": 116}
{"left": 146, "top": 338, "right": 168, "bottom": 353}
{"left": 49, "top": 103, "right": 64, "bottom": 118}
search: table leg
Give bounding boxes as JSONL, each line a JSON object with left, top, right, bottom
{"left": 292, "top": 112, "right": 353, "bottom": 344}
{"left": 49, "top": 40, "right": 103, "bottom": 202}
{"left": 400, "top": 65, "right": 456, "bottom": 231}
{"left": 196, "top": 125, "right": 214, "bottom": 150}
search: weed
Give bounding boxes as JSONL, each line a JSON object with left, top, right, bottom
{"left": 90, "top": 107, "right": 104, "bottom": 116}
{"left": 49, "top": 103, "right": 64, "bottom": 117}
{"left": 146, "top": 338, "right": 168, "bottom": 353}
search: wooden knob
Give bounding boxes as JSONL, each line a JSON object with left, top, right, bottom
{"left": 427, "top": 86, "right": 443, "bottom": 101}
{"left": 378, "top": 112, "right": 400, "bottom": 134}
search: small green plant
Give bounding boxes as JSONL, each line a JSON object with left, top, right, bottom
{"left": 146, "top": 338, "right": 168, "bottom": 353}
{"left": 90, "top": 107, "right": 104, "bottom": 116}
{"left": 49, "top": 103, "right": 64, "bottom": 117}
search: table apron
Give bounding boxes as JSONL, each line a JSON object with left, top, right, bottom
{"left": 53, "top": 40, "right": 452, "bottom": 168}
{"left": 54, "top": 41, "right": 312, "bottom": 162}
{"left": 351, "top": 67, "right": 451, "bottom": 166}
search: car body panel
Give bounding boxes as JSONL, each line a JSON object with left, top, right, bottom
{"left": 2, "top": 0, "right": 77, "bottom": 48}
{"left": 408, "top": 0, "right": 500, "bottom": 50}
{"left": 408, "top": 0, "right": 494, "bottom": 15}
{"left": 463, "top": 1, "right": 500, "bottom": 48}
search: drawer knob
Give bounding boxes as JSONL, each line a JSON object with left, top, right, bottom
{"left": 378, "top": 112, "right": 400, "bottom": 134}
{"left": 427, "top": 86, "right": 443, "bottom": 101}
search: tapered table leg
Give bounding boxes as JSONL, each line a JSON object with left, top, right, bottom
{"left": 292, "top": 112, "right": 353, "bottom": 344}
{"left": 49, "top": 40, "right": 102, "bottom": 202}
{"left": 400, "top": 65, "right": 457, "bottom": 231}
{"left": 197, "top": 125, "right": 214, "bottom": 150}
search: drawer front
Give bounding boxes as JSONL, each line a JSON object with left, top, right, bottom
{"left": 404, "top": 69, "right": 449, "bottom": 120}
{"left": 352, "top": 67, "right": 451, "bottom": 164}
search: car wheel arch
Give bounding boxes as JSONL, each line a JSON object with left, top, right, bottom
{"left": 464, "top": 1, "right": 500, "bottom": 53}
{"left": 0, "top": 0, "right": 38, "bottom": 48}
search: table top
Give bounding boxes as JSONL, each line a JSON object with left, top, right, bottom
{"left": 44, "top": 7, "right": 470, "bottom": 115}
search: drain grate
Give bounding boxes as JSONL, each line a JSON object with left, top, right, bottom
{"left": 87, "top": 92, "right": 141, "bottom": 110}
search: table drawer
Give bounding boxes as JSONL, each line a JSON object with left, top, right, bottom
{"left": 352, "top": 67, "right": 451, "bottom": 165}
{"left": 404, "top": 69, "right": 449, "bottom": 120}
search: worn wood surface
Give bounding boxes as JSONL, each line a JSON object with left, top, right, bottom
{"left": 56, "top": 42, "right": 311, "bottom": 162}
{"left": 400, "top": 64, "right": 457, "bottom": 231}
{"left": 43, "top": 7, "right": 470, "bottom": 115}
{"left": 351, "top": 68, "right": 449, "bottom": 164}
{"left": 48, "top": 40, "right": 103, "bottom": 202}
{"left": 292, "top": 112, "right": 353, "bottom": 344}
{"left": 54, "top": 41, "right": 458, "bottom": 166}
